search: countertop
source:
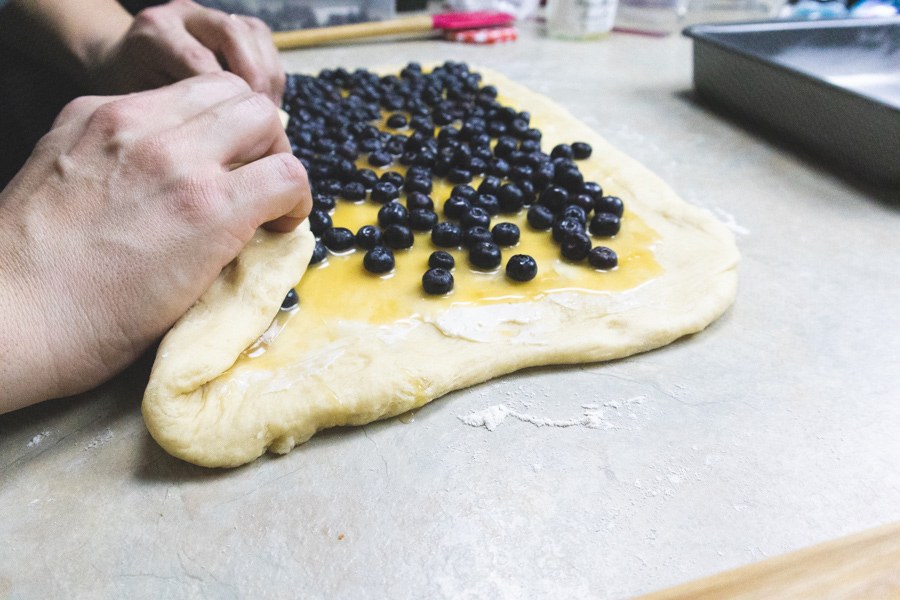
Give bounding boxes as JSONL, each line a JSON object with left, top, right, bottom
{"left": 2, "top": 22, "right": 899, "bottom": 599}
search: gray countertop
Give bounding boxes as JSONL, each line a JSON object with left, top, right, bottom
{"left": 2, "top": 23, "right": 899, "bottom": 599}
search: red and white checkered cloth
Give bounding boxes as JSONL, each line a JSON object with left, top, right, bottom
{"left": 445, "top": 26, "right": 518, "bottom": 44}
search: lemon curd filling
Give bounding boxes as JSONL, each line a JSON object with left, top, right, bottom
{"left": 298, "top": 173, "right": 661, "bottom": 325}
{"left": 239, "top": 71, "right": 664, "bottom": 365}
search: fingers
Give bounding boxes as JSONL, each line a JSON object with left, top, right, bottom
{"left": 185, "top": 10, "right": 284, "bottom": 104}
{"left": 240, "top": 15, "right": 286, "bottom": 103}
{"left": 149, "top": 21, "right": 222, "bottom": 82}
{"left": 165, "top": 87, "right": 290, "bottom": 168}
{"left": 219, "top": 153, "right": 312, "bottom": 233}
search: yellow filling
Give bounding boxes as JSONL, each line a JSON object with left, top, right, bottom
{"left": 239, "top": 89, "right": 663, "bottom": 366}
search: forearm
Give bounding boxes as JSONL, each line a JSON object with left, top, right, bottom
{"left": 0, "top": 0, "right": 132, "bottom": 85}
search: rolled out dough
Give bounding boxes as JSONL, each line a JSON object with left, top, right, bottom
{"left": 142, "top": 67, "right": 739, "bottom": 467}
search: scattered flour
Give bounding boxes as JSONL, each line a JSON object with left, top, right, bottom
{"left": 458, "top": 397, "right": 646, "bottom": 432}
{"left": 713, "top": 207, "right": 750, "bottom": 236}
{"left": 85, "top": 427, "right": 114, "bottom": 450}
{"left": 27, "top": 431, "right": 50, "bottom": 447}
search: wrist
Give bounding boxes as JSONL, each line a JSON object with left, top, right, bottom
{"left": 0, "top": 207, "right": 58, "bottom": 412}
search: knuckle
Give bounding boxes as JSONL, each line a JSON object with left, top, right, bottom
{"left": 181, "top": 44, "right": 217, "bottom": 70}
{"left": 220, "top": 16, "right": 247, "bottom": 38}
{"left": 203, "top": 70, "right": 249, "bottom": 92}
{"left": 172, "top": 176, "right": 222, "bottom": 228}
{"left": 134, "top": 6, "right": 166, "bottom": 27}
{"left": 273, "top": 69, "right": 286, "bottom": 90}
{"left": 57, "top": 95, "right": 101, "bottom": 123}
{"left": 87, "top": 100, "right": 137, "bottom": 136}
{"left": 243, "top": 16, "right": 270, "bottom": 33}
{"left": 129, "top": 134, "right": 177, "bottom": 173}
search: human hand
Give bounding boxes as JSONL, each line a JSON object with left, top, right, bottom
{"left": 90, "top": 0, "right": 285, "bottom": 104}
{"left": 0, "top": 72, "right": 310, "bottom": 412}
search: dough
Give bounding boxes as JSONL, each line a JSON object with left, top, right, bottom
{"left": 142, "top": 67, "right": 739, "bottom": 467}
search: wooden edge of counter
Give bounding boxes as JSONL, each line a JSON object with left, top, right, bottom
{"left": 637, "top": 521, "right": 900, "bottom": 600}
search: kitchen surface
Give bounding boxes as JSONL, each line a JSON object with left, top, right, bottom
{"left": 2, "top": 20, "right": 899, "bottom": 598}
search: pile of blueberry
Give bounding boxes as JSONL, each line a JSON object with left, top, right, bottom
{"left": 282, "top": 61, "right": 622, "bottom": 296}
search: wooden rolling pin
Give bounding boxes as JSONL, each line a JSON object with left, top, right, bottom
{"left": 639, "top": 521, "right": 900, "bottom": 599}
{"left": 271, "top": 12, "right": 514, "bottom": 50}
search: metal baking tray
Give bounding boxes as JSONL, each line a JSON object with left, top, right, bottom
{"left": 684, "top": 18, "right": 900, "bottom": 187}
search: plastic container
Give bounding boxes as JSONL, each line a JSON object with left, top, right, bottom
{"left": 546, "top": 0, "right": 620, "bottom": 38}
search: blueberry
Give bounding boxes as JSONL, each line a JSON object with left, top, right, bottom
{"left": 368, "top": 151, "right": 392, "bottom": 167}
{"left": 385, "top": 136, "right": 406, "bottom": 155}
{"left": 480, "top": 84, "right": 498, "bottom": 98}
{"left": 588, "top": 246, "right": 618, "bottom": 270}
{"left": 322, "top": 227, "right": 355, "bottom": 252}
{"left": 313, "top": 193, "right": 336, "bottom": 212}
{"left": 281, "top": 288, "right": 299, "bottom": 310}
{"left": 518, "top": 179, "right": 536, "bottom": 205}
{"left": 308, "top": 209, "right": 332, "bottom": 237}
{"left": 572, "top": 142, "right": 593, "bottom": 159}
{"left": 447, "top": 168, "right": 472, "bottom": 184}
{"left": 356, "top": 224, "right": 382, "bottom": 249}
{"left": 309, "top": 241, "right": 327, "bottom": 265}
{"left": 527, "top": 205, "right": 555, "bottom": 230}
{"left": 569, "top": 193, "right": 594, "bottom": 213}
{"left": 341, "top": 181, "right": 366, "bottom": 201}
{"left": 408, "top": 167, "right": 433, "bottom": 183}
{"left": 378, "top": 202, "right": 408, "bottom": 227}
{"left": 431, "top": 221, "right": 462, "bottom": 247}
{"left": 451, "top": 184, "right": 478, "bottom": 201}
{"left": 363, "top": 246, "right": 395, "bottom": 274}
{"left": 406, "top": 192, "right": 434, "bottom": 211}
{"left": 422, "top": 268, "right": 454, "bottom": 295}
{"left": 478, "top": 175, "right": 502, "bottom": 196}
{"left": 370, "top": 181, "right": 399, "bottom": 204}
{"left": 487, "top": 157, "right": 511, "bottom": 178}
{"left": 560, "top": 204, "right": 587, "bottom": 224}
{"left": 511, "top": 164, "right": 533, "bottom": 182}
{"left": 560, "top": 232, "right": 592, "bottom": 261}
{"left": 593, "top": 195, "right": 624, "bottom": 218}
{"left": 443, "top": 196, "right": 471, "bottom": 220}
{"left": 381, "top": 171, "right": 404, "bottom": 188}
{"left": 409, "top": 208, "right": 438, "bottom": 231}
{"left": 581, "top": 182, "right": 604, "bottom": 202}
{"left": 539, "top": 186, "right": 569, "bottom": 213}
{"left": 429, "top": 250, "right": 455, "bottom": 270}
{"left": 463, "top": 225, "right": 494, "bottom": 248}
{"left": 320, "top": 179, "right": 342, "bottom": 196}
{"left": 473, "top": 193, "right": 500, "bottom": 216}
{"left": 355, "top": 168, "right": 379, "bottom": 189}
{"left": 469, "top": 241, "right": 502, "bottom": 269}
{"left": 550, "top": 144, "right": 574, "bottom": 160}
{"left": 510, "top": 118, "right": 529, "bottom": 137}
{"left": 461, "top": 206, "right": 491, "bottom": 229}
{"left": 520, "top": 139, "right": 541, "bottom": 153}
{"left": 553, "top": 217, "right": 585, "bottom": 243}
{"left": 386, "top": 113, "right": 408, "bottom": 129}
{"left": 338, "top": 141, "right": 359, "bottom": 160}
{"left": 383, "top": 224, "right": 414, "bottom": 249}
{"left": 497, "top": 183, "right": 525, "bottom": 213}
{"left": 468, "top": 157, "right": 487, "bottom": 175}
{"left": 491, "top": 222, "right": 520, "bottom": 246}
{"left": 555, "top": 166, "right": 584, "bottom": 192}
{"left": 404, "top": 176, "right": 432, "bottom": 195}
{"left": 359, "top": 137, "right": 381, "bottom": 153}
{"left": 506, "top": 254, "right": 537, "bottom": 282}
{"left": 589, "top": 212, "right": 622, "bottom": 237}
{"left": 532, "top": 162, "right": 556, "bottom": 189}
{"left": 493, "top": 137, "right": 517, "bottom": 158}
